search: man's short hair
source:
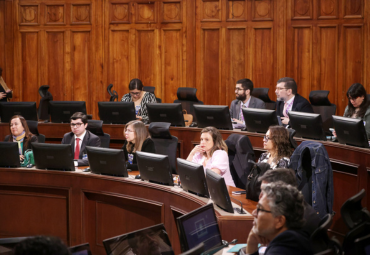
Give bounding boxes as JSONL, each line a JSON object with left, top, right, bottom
{"left": 262, "top": 181, "right": 305, "bottom": 229}
{"left": 236, "top": 78, "right": 254, "bottom": 93}
{"left": 70, "top": 112, "right": 88, "bottom": 124}
{"left": 258, "top": 168, "right": 297, "bottom": 187}
{"left": 14, "top": 236, "right": 70, "bottom": 255}
{"left": 277, "top": 77, "right": 297, "bottom": 94}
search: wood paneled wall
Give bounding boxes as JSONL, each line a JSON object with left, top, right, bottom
{"left": 0, "top": 0, "right": 369, "bottom": 118}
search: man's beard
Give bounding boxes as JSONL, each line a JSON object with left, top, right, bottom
{"left": 236, "top": 93, "right": 246, "bottom": 101}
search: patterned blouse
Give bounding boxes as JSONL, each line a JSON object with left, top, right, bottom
{"left": 121, "top": 92, "right": 157, "bottom": 123}
{"left": 258, "top": 152, "right": 290, "bottom": 169}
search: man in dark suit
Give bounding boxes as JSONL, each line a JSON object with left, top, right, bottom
{"left": 230, "top": 78, "right": 265, "bottom": 127}
{"left": 61, "top": 112, "right": 101, "bottom": 166}
{"left": 275, "top": 77, "right": 313, "bottom": 126}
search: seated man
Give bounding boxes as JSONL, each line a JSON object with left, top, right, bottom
{"left": 230, "top": 78, "right": 265, "bottom": 128}
{"left": 243, "top": 182, "right": 313, "bottom": 255}
{"left": 258, "top": 168, "right": 321, "bottom": 237}
{"left": 61, "top": 112, "right": 101, "bottom": 166}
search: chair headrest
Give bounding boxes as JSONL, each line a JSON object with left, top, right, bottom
{"left": 309, "top": 90, "right": 332, "bottom": 106}
{"left": 148, "top": 122, "right": 172, "bottom": 139}
{"left": 26, "top": 120, "right": 39, "bottom": 136}
{"left": 287, "top": 128, "right": 298, "bottom": 149}
{"left": 251, "top": 88, "right": 274, "bottom": 103}
{"left": 38, "top": 85, "right": 50, "bottom": 98}
{"left": 87, "top": 120, "right": 104, "bottom": 136}
{"left": 176, "top": 87, "right": 199, "bottom": 102}
{"left": 143, "top": 86, "right": 155, "bottom": 94}
{"left": 225, "top": 134, "right": 253, "bottom": 154}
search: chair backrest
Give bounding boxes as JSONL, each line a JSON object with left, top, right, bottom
{"left": 310, "top": 214, "right": 333, "bottom": 253}
{"left": 86, "top": 120, "right": 110, "bottom": 148}
{"left": 265, "top": 102, "right": 276, "bottom": 110}
{"left": 287, "top": 128, "right": 298, "bottom": 149}
{"left": 107, "top": 84, "right": 118, "bottom": 101}
{"left": 38, "top": 85, "right": 53, "bottom": 120}
{"left": 312, "top": 105, "right": 337, "bottom": 134}
{"left": 143, "top": 86, "right": 155, "bottom": 94}
{"left": 174, "top": 87, "right": 203, "bottom": 121}
{"left": 367, "top": 94, "right": 370, "bottom": 102}
{"left": 26, "top": 120, "right": 46, "bottom": 143}
{"left": 343, "top": 222, "right": 370, "bottom": 255}
{"left": 251, "top": 88, "right": 275, "bottom": 103}
{"left": 309, "top": 90, "right": 332, "bottom": 106}
{"left": 148, "top": 122, "right": 178, "bottom": 174}
{"left": 341, "top": 189, "right": 370, "bottom": 230}
{"left": 179, "top": 243, "right": 205, "bottom": 255}
{"left": 225, "top": 134, "right": 254, "bottom": 189}
{"left": 37, "top": 134, "right": 46, "bottom": 143}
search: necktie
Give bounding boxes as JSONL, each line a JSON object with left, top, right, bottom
{"left": 283, "top": 101, "right": 292, "bottom": 118}
{"left": 239, "top": 104, "right": 246, "bottom": 121}
{"left": 74, "top": 138, "right": 80, "bottom": 159}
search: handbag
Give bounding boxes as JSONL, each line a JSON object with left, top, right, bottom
{"left": 245, "top": 161, "right": 271, "bottom": 201}
{"left": 20, "top": 149, "right": 35, "bottom": 167}
{"left": 183, "top": 110, "right": 193, "bottom": 127}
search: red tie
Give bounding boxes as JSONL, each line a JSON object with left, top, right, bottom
{"left": 74, "top": 138, "right": 80, "bottom": 159}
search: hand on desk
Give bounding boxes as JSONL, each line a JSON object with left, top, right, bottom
{"left": 232, "top": 118, "right": 244, "bottom": 124}
{"left": 281, "top": 117, "right": 289, "bottom": 125}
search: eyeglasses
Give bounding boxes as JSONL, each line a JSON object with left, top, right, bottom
{"left": 275, "top": 87, "right": 287, "bottom": 91}
{"left": 130, "top": 91, "right": 141, "bottom": 96}
{"left": 256, "top": 204, "right": 272, "bottom": 216}
{"left": 70, "top": 123, "right": 84, "bottom": 128}
{"left": 263, "top": 135, "right": 272, "bottom": 142}
{"left": 125, "top": 129, "right": 134, "bottom": 133}
{"left": 235, "top": 88, "right": 245, "bottom": 92}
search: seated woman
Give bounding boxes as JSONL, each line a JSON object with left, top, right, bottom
{"left": 122, "top": 120, "right": 155, "bottom": 170}
{"left": 343, "top": 83, "right": 370, "bottom": 138}
{"left": 121, "top": 78, "right": 157, "bottom": 124}
{"left": 187, "top": 126, "right": 235, "bottom": 187}
{"left": 258, "top": 125, "right": 293, "bottom": 169}
{"left": 4, "top": 115, "right": 38, "bottom": 161}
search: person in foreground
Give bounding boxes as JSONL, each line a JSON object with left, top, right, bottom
{"left": 257, "top": 126, "right": 293, "bottom": 169}
{"left": 230, "top": 78, "right": 265, "bottom": 126}
{"left": 121, "top": 78, "right": 157, "bottom": 123}
{"left": 187, "top": 126, "right": 235, "bottom": 187}
{"left": 122, "top": 120, "right": 155, "bottom": 170}
{"left": 4, "top": 115, "right": 38, "bottom": 161}
{"left": 343, "top": 83, "right": 370, "bottom": 138}
{"left": 61, "top": 112, "right": 101, "bottom": 166}
{"left": 275, "top": 77, "right": 313, "bottom": 126}
{"left": 243, "top": 182, "right": 313, "bottom": 255}
{"left": 14, "top": 236, "right": 70, "bottom": 255}
{"left": 258, "top": 168, "right": 321, "bottom": 237}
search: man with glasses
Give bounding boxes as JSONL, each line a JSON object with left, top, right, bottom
{"left": 61, "top": 112, "right": 101, "bottom": 166}
{"left": 230, "top": 79, "right": 265, "bottom": 127}
{"left": 275, "top": 77, "right": 313, "bottom": 126}
{"left": 240, "top": 182, "right": 312, "bottom": 255}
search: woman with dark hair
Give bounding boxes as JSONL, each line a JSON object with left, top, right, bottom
{"left": 4, "top": 115, "right": 38, "bottom": 161}
{"left": 0, "top": 68, "right": 12, "bottom": 102}
{"left": 187, "top": 126, "right": 235, "bottom": 187}
{"left": 121, "top": 78, "right": 157, "bottom": 123}
{"left": 122, "top": 120, "right": 155, "bottom": 170}
{"left": 343, "top": 83, "right": 370, "bottom": 137}
{"left": 258, "top": 126, "right": 293, "bottom": 169}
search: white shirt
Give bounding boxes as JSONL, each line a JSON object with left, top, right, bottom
{"left": 284, "top": 96, "right": 295, "bottom": 112}
{"left": 74, "top": 130, "right": 86, "bottom": 153}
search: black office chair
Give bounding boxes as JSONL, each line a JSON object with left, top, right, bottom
{"left": 251, "top": 88, "right": 276, "bottom": 110}
{"left": 309, "top": 90, "right": 336, "bottom": 135}
{"left": 173, "top": 87, "right": 203, "bottom": 122}
{"left": 86, "top": 120, "right": 110, "bottom": 148}
{"left": 225, "top": 134, "right": 254, "bottom": 189}
{"left": 355, "top": 233, "right": 370, "bottom": 255}
{"left": 179, "top": 243, "right": 205, "bottom": 255}
{"left": 26, "top": 120, "right": 45, "bottom": 143}
{"left": 143, "top": 86, "right": 162, "bottom": 103}
{"left": 341, "top": 189, "right": 370, "bottom": 230}
{"left": 148, "top": 122, "right": 178, "bottom": 174}
{"left": 367, "top": 94, "right": 370, "bottom": 102}
{"left": 287, "top": 128, "right": 298, "bottom": 149}
{"left": 38, "top": 85, "right": 53, "bottom": 120}
{"left": 107, "top": 84, "right": 118, "bottom": 102}
{"left": 343, "top": 222, "right": 370, "bottom": 255}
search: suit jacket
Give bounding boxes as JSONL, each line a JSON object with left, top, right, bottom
{"left": 276, "top": 94, "right": 313, "bottom": 125}
{"left": 4, "top": 135, "right": 38, "bottom": 154}
{"left": 122, "top": 138, "right": 156, "bottom": 170}
{"left": 230, "top": 96, "right": 266, "bottom": 119}
{"left": 61, "top": 130, "right": 101, "bottom": 166}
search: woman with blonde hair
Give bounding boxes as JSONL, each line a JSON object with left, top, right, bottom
{"left": 122, "top": 120, "right": 155, "bottom": 170}
{"left": 0, "top": 68, "right": 12, "bottom": 102}
{"left": 187, "top": 126, "right": 235, "bottom": 187}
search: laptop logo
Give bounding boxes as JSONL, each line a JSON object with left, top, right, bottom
{"left": 185, "top": 175, "right": 190, "bottom": 181}
{"left": 112, "top": 112, "right": 119, "bottom": 115}
{"left": 47, "top": 156, "right": 54, "bottom": 159}
{"left": 63, "top": 111, "right": 71, "bottom": 114}
{"left": 160, "top": 114, "right": 167, "bottom": 117}
{"left": 207, "top": 116, "right": 214, "bottom": 120}
{"left": 100, "top": 161, "right": 107, "bottom": 164}
{"left": 148, "top": 167, "right": 154, "bottom": 171}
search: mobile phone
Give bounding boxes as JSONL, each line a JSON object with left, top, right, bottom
{"left": 232, "top": 190, "right": 246, "bottom": 195}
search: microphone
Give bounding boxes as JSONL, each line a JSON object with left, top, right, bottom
{"left": 230, "top": 197, "right": 246, "bottom": 214}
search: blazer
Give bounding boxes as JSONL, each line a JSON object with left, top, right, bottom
{"left": 122, "top": 138, "right": 156, "bottom": 170}
{"left": 230, "top": 96, "right": 266, "bottom": 120}
{"left": 4, "top": 135, "right": 38, "bottom": 154}
{"left": 61, "top": 130, "right": 101, "bottom": 166}
{"left": 344, "top": 105, "right": 370, "bottom": 138}
{"left": 276, "top": 94, "right": 313, "bottom": 125}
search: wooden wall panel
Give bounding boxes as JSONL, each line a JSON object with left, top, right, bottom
{"left": 201, "top": 28, "right": 221, "bottom": 105}
{"left": 21, "top": 32, "right": 39, "bottom": 103}
{"left": 71, "top": 31, "right": 91, "bottom": 109}
{"left": 46, "top": 31, "right": 65, "bottom": 100}
{"left": 137, "top": 30, "right": 156, "bottom": 88}
{"left": 162, "top": 29, "right": 182, "bottom": 103}
{"left": 108, "top": 29, "right": 130, "bottom": 100}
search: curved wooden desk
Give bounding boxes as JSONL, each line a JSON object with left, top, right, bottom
{"left": 1, "top": 123, "right": 370, "bottom": 243}
{"left": 0, "top": 167, "right": 256, "bottom": 255}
